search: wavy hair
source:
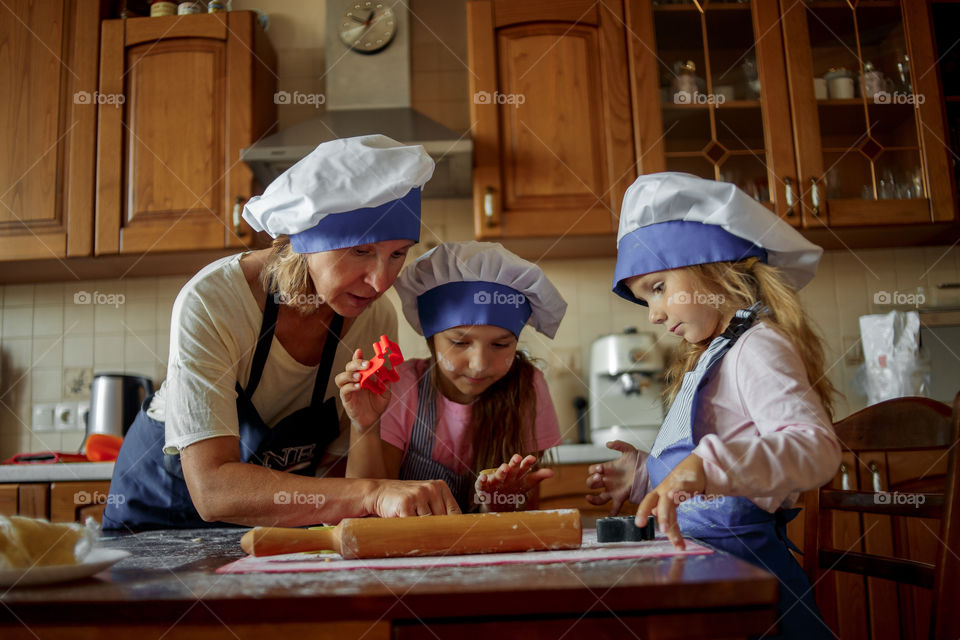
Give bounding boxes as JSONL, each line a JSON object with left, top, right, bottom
{"left": 258, "top": 236, "right": 319, "bottom": 315}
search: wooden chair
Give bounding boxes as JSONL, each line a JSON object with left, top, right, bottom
{"left": 803, "top": 393, "right": 960, "bottom": 640}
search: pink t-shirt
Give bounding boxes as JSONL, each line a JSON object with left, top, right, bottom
{"left": 380, "top": 358, "right": 562, "bottom": 475}
{"left": 630, "top": 322, "right": 842, "bottom": 512}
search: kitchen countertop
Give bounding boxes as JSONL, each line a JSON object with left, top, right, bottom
{"left": 0, "top": 462, "right": 114, "bottom": 483}
{"left": 0, "top": 527, "right": 779, "bottom": 638}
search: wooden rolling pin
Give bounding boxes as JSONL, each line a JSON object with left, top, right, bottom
{"left": 240, "top": 508, "right": 581, "bottom": 558}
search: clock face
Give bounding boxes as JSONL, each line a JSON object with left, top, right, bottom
{"left": 338, "top": 2, "right": 397, "bottom": 54}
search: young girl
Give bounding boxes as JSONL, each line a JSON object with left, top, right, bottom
{"left": 588, "top": 172, "right": 841, "bottom": 639}
{"left": 337, "top": 241, "right": 567, "bottom": 513}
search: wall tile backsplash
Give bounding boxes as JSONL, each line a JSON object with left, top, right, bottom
{"left": 2, "top": 197, "right": 959, "bottom": 458}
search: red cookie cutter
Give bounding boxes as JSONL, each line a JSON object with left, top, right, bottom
{"left": 357, "top": 335, "right": 404, "bottom": 395}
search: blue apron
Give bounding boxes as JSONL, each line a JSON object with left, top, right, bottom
{"left": 398, "top": 368, "right": 473, "bottom": 511}
{"left": 102, "top": 288, "right": 344, "bottom": 530}
{"left": 646, "top": 304, "right": 830, "bottom": 640}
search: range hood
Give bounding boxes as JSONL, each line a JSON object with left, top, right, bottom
{"left": 241, "top": 2, "right": 472, "bottom": 198}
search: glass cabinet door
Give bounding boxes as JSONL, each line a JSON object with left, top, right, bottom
{"left": 780, "top": 0, "right": 953, "bottom": 227}
{"left": 632, "top": 0, "right": 800, "bottom": 222}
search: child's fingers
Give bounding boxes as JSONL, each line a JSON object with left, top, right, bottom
{"left": 585, "top": 492, "right": 611, "bottom": 506}
{"left": 586, "top": 472, "right": 605, "bottom": 490}
{"left": 657, "top": 492, "right": 685, "bottom": 550}
{"left": 606, "top": 439, "right": 638, "bottom": 455}
{"left": 610, "top": 493, "right": 627, "bottom": 517}
{"left": 636, "top": 491, "right": 658, "bottom": 525}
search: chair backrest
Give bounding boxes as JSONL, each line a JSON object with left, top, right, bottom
{"left": 803, "top": 392, "right": 959, "bottom": 640}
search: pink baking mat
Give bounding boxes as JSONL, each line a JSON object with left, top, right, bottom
{"left": 217, "top": 529, "right": 713, "bottom": 574}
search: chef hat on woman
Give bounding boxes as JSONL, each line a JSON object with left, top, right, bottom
{"left": 613, "top": 172, "right": 823, "bottom": 305}
{"left": 242, "top": 134, "right": 434, "bottom": 253}
{"left": 394, "top": 242, "right": 567, "bottom": 339}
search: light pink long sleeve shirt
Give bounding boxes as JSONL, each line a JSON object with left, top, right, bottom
{"left": 630, "top": 322, "right": 842, "bottom": 512}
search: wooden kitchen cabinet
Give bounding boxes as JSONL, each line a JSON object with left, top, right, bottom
{"left": 50, "top": 480, "right": 110, "bottom": 523}
{"left": 466, "top": 0, "right": 636, "bottom": 245}
{"left": 0, "top": 0, "right": 106, "bottom": 261}
{"left": 95, "top": 11, "right": 276, "bottom": 255}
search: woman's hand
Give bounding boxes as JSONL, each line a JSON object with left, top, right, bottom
{"left": 635, "top": 453, "right": 706, "bottom": 550}
{"left": 367, "top": 479, "right": 461, "bottom": 517}
{"left": 585, "top": 440, "right": 640, "bottom": 516}
{"left": 475, "top": 454, "right": 554, "bottom": 512}
{"left": 335, "top": 348, "right": 391, "bottom": 431}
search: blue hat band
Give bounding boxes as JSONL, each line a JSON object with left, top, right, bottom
{"left": 417, "top": 281, "right": 533, "bottom": 338}
{"left": 289, "top": 188, "right": 422, "bottom": 253}
{"left": 613, "top": 219, "right": 767, "bottom": 305}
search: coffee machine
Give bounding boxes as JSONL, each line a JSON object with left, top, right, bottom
{"left": 588, "top": 328, "right": 664, "bottom": 451}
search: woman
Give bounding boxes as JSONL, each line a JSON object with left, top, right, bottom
{"left": 103, "top": 135, "right": 460, "bottom": 530}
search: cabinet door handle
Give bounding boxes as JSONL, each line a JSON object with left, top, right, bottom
{"left": 784, "top": 178, "right": 796, "bottom": 218}
{"left": 868, "top": 460, "right": 883, "bottom": 492}
{"left": 839, "top": 462, "right": 850, "bottom": 491}
{"left": 810, "top": 178, "right": 821, "bottom": 217}
{"left": 233, "top": 196, "right": 246, "bottom": 237}
{"left": 483, "top": 186, "right": 497, "bottom": 228}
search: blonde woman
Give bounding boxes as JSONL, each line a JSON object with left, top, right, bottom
{"left": 104, "top": 136, "right": 459, "bottom": 531}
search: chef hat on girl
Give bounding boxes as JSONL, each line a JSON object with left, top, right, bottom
{"left": 394, "top": 242, "right": 567, "bottom": 339}
{"left": 242, "top": 135, "right": 435, "bottom": 253}
{"left": 613, "top": 172, "right": 823, "bottom": 305}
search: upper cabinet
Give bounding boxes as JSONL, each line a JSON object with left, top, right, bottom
{"left": 0, "top": 0, "right": 105, "bottom": 261}
{"left": 96, "top": 12, "right": 276, "bottom": 255}
{"left": 467, "top": 0, "right": 958, "bottom": 251}
{"left": 467, "top": 0, "right": 636, "bottom": 242}
{"left": 778, "top": 0, "right": 953, "bottom": 229}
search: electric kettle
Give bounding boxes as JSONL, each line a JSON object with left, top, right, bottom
{"left": 87, "top": 373, "right": 154, "bottom": 440}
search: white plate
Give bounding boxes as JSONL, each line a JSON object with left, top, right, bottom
{"left": 0, "top": 548, "right": 130, "bottom": 588}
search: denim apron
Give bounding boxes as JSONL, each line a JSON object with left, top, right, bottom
{"left": 103, "top": 288, "right": 344, "bottom": 530}
{"left": 645, "top": 303, "right": 830, "bottom": 640}
{"left": 398, "top": 368, "right": 473, "bottom": 511}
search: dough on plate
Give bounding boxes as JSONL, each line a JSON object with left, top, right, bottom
{"left": 0, "top": 516, "right": 92, "bottom": 569}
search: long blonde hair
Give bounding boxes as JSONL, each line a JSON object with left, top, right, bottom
{"left": 663, "top": 259, "right": 837, "bottom": 417}
{"left": 259, "top": 236, "right": 319, "bottom": 315}
{"left": 426, "top": 338, "right": 540, "bottom": 473}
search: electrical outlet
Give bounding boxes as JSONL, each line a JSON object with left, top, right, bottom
{"left": 32, "top": 403, "right": 57, "bottom": 432}
{"left": 54, "top": 402, "right": 81, "bottom": 431}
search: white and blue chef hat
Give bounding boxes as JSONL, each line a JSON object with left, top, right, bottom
{"left": 394, "top": 241, "right": 567, "bottom": 339}
{"left": 242, "top": 135, "right": 434, "bottom": 253}
{"left": 613, "top": 172, "right": 823, "bottom": 305}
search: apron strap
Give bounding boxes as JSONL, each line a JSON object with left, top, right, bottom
{"left": 311, "top": 313, "right": 344, "bottom": 405}
{"left": 245, "top": 283, "right": 280, "bottom": 397}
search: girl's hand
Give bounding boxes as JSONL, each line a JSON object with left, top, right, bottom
{"left": 475, "top": 454, "right": 554, "bottom": 512}
{"left": 635, "top": 453, "right": 706, "bottom": 550}
{"left": 335, "top": 348, "right": 391, "bottom": 431}
{"left": 368, "top": 479, "right": 461, "bottom": 517}
{"left": 585, "top": 440, "right": 639, "bottom": 515}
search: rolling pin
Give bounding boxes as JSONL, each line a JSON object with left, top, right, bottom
{"left": 240, "top": 508, "right": 581, "bottom": 558}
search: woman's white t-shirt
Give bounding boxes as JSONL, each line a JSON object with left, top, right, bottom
{"left": 148, "top": 253, "right": 396, "bottom": 475}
